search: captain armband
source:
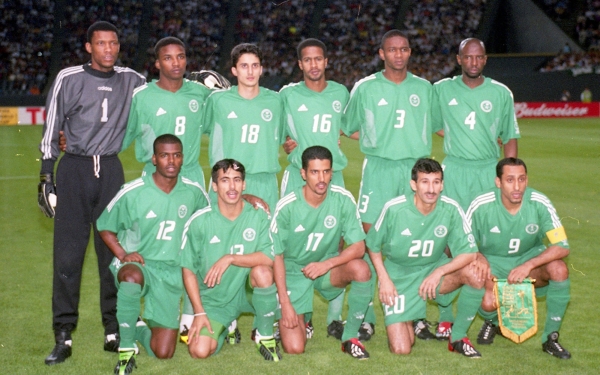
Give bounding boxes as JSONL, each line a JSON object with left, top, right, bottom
{"left": 546, "top": 226, "right": 567, "bottom": 245}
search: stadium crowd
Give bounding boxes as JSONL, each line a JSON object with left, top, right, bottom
{"left": 2, "top": 0, "right": 488, "bottom": 93}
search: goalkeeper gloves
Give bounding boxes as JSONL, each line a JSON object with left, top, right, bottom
{"left": 38, "top": 173, "right": 57, "bottom": 218}
{"left": 189, "top": 70, "right": 232, "bottom": 89}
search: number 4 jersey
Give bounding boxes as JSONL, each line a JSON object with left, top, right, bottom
{"left": 96, "top": 173, "right": 209, "bottom": 266}
{"left": 203, "top": 86, "right": 284, "bottom": 174}
{"left": 432, "top": 76, "right": 520, "bottom": 161}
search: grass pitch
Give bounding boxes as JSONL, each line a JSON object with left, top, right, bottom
{"left": 0, "top": 118, "right": 598, "bottom": 374}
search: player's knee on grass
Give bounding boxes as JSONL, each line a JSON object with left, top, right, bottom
{"left": 387, "top": 322, "right": 413, "bottom": 355}
{"left": 117, "top": 264, "right": 144, "bottom": 285}
{"left": 250, "top": 265, "right": 274, "bottom": 288}
{"left": 188, "top": 336, "right": 217, "bottom": 359}
{"left": 150, "top": 328, "right": 178, "bottom": 359}
{"left": 280, "top": 319, "right": 306, "bottom": 355}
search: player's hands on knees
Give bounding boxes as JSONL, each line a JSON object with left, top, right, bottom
{"left": 204, "top": 255, "right": 232, "bottom": 287}
{"left": 419, "top": 270, "right": 443, "bottom": 300}
{"left": 301, "top": 261, "right": 329, "bottom": 280}
{"left": 59, "top": 130, "right": 67, "bottom": 152}
{"left": 122, "top": 252, "right": 145, "bottom": 265}
{"left": 507, "top": 263, "right": 532, "bottom": 284}
{"left": 279, "top": 303, "right": 299, "bottom": 329}
{"left": 378, "top": 278, "right": 398, "bottom": 307}
{"left": 283, "top": 136, "right": 298, "bottom": 155}
{"left": 242, "top": 194, "right": 270, "bottom": 215}
{"left": 188, "top": 315, "right": 212, "bottom": 345}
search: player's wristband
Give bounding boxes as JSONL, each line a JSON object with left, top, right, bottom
{"left": 193, "top": 312, "right": 207, "bottom": 317}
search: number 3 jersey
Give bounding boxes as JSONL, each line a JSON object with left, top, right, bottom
{"left": 271, "top": 185, "right": 366, "bottom": 268}
{"left": 180, "top": 203, "right": 273, "bottom": 306}
{"left": 342, "top": 71, "right": 432, "bottom": 161}
{"left": 431, "top": 76, "right": 520, "bottom": 161}
{"left": 96, "top": 173, "right": 209, "bottom": 267}
{"left": 203, "top": 86, "right": 284, "bottom": 174}
{"left": 466, "top": 187, "right": 569, "bottom": 258}
{"left": 122, "top": 80, "right": 211, "bottom": 171}
{"left": 366, "top": 193, "right": 477, "bottom": 269}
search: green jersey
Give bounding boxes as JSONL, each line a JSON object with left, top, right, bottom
{"left": 342, "top": 71, "right": 432, "bottom": 160}
{"left": 466, "top": 187, "right": 569, "bottom": 258}
{"left": 432, "top": 76, "right": 520, "bottom": 160}
{"left": 279, "top": 81, "right": 349, "bottom": 171}
{"left": 204, "top": 86, "right": 284, "bottom": 174}
{"left": 181, "top": 202, "right": 273, "bottom": 307}
{"left": 366, "top": 193, "right": 477, "bottom": 268}
{"left": 97, "top": 173, "right": 209, "bottom": 267}
{"left": 122, "top": 80, "right": 211, "bottom": 172}
{"left": 271, "top": 185, "right": 366, "bottom": 268}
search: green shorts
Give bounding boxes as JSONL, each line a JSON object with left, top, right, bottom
{"left": 484, "top": 245, "right": 546, "bottom": 279}
{"left": 199, "top": 276, "right": 255, "bottom": 354}
{"left": 110, "top": 259, "right": 183, "bottom": 329}
{"left": 381, "top": 256, "right": 455, "bottom": 326}
{"left": 209, "top": 172, "right": 278, "bottom": 211}
{"left": 143, "top": 162, "right": 205, "bottom": 188}
{"left": 441, "top": 156, "right": 496, "bottom": 210}
{"left": 285, "top": 265, "right": 344, "bottom": 315}
{"left": 357, "top": 156, "right": 418, "bottom": 224}
{"left": 280, "top": 164, "right": 345, "bottom": 198}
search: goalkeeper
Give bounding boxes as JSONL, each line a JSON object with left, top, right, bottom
{"left": 122, "top": 36, "right": 230, "bottom": 188}
{"left": 467, "top": 157, "right": 571, "bottom": 359}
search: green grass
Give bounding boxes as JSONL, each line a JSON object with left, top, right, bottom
{"left": 1, "top": 119, "right": 599, "bottom": 374}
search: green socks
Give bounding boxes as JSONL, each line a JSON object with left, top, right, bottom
{"left": 116, "top": 282, "right": 142, "bottom": 349}
{"left": 543, "top": 279, "right": 570, "bottom": 342}
{"left": 252, "top": 284, "right": 278, "bottom": 337}
{"left": 451, "top": 285, "right": 484, "bottom": 340}
{"left": 341, "top": 281, "right": 372, "bottom": 342}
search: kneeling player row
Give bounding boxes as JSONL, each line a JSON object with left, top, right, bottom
{"left": 97, "top": 138, "right": 571, "bottom": 374}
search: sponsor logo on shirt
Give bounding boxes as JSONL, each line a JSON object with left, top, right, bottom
{"left": 178, "top": 205, "right": 188, "bottom": 218}
{"left": 146, "top": 210, "right": 157, "bottom": 219}
{"left": 156, "top": 108, "right": 167, "bottom": 116}
{"left": 243, "top": 228, "right": 256, "bottom": 241}
{"left": 490, "top": 226, "right": 501, "bottom": 233}
{"left": 434, "top": 225, "right": 447, "bottom": 237}
{"left": 261, "top": 109, "right": 273, "bottom": 122}
{"left": 98, "top": 86, "right": 113, "bottom": 91}
{"left": 401, "top": 228, "right": 412, "bottom": 236}
{"left": 525, "top": 224, "right": 539, "bottom": 234}
{"left": 324, "top": 215, "right": 336, "bottom": 229}
{"left": 294, "top": 224, "right": 305, "bottom": 232}
{"left": 298, "top": 104, "right": 308, "bottom": 112}
{"left": 480, "top": 100, "right": 493, "bottom": 112}
{"left": 448, "top": 98, "right": 458, "bottom": 106}
{"left": 210, "top": 235, "right": 221, "bottom": 244}
{"left": 332, "top": 100, "right": 342, "bottom": 113}
{"left": 377, "top": 98, "right": 388, "bottom": 106}
{"left": 409, "top": 94, "right": 420, "bottom": 107}
{"left": 189, "top": 99, "right": 199, "bottom": 113}
{"left": 227, "top": 111, "right": 238, "bottom": 119}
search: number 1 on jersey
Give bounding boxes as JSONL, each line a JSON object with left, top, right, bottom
{"left": 101, "top": 98, "right": 108, "bottom": 122}
{"left": 306, "top": 232, "right": 324, "bottom": 251}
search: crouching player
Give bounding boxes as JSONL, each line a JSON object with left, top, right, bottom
{"left": 272, "top": 146, "right": 372, "bottom": 359}
{"left": 180, "top": 159, "right": 281, "bottom": 361}
{"left": 367, "top": 158, "right": 486, "bottom": 357}
{"left": 97, "top": 134, "right": 209, "bottom": 374}
{"left": 467, "top": 158, "right": 571, "bottom": 359}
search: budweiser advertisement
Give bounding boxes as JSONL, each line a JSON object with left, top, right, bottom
{"left": 514, "top": 102, "right": 600, "bottom": 118}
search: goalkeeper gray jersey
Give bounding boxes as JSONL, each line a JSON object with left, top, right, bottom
{"left": 39, "top": 63, "right": 146, "bottom": 173}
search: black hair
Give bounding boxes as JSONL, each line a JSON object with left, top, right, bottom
{"left": 301, "top": 146, "right": 333, "bottom": 170}
{"left": 297, "top": 38, "right": 327, "bottom": 60}
{"left": 231, "top": 43, "right": 263, "bottom": 66}
{"left": 411, "top": 158, "right": 443, "bottom": 181}
{"left": 380, "top": 29, "right": 409, "bottom": 50}
{"left": 154, "top": 37, "right": 185, "bottom": 58}
{"left": 153, "top": 134, "right": 182, "bottom": 154}
{"left": 87, "top": 21, "right": 119, "bottom": 43}
{"left": 211, "top": 159, "right": 246, "bottom": 182}
{"left": 496, "top": 158, "right": 527, "bottom": 178}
